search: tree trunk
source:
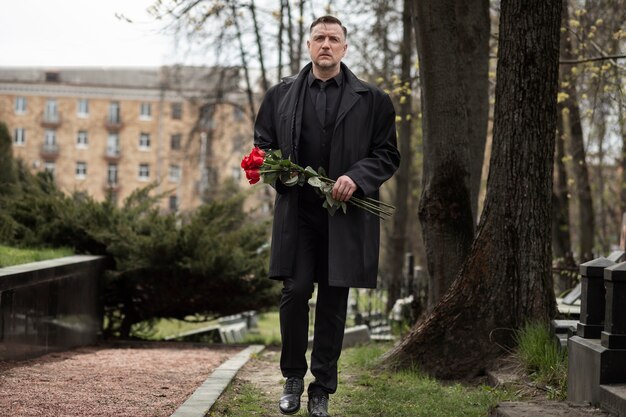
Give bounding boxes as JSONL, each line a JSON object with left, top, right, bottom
{"left": 249, "top": 0, "right": 269, "bottom": 93}
{"left": 386, "top": 0, "right": 414, "bottom": 312}
{"left": 230, "top": 2, "right": 255, "bottom": 120}
{"left": 561, "top": 1, "right": 595, "bottom": 261}
{"left": 383, "top": 0, "right": 560, "bottom": 378}
{"left": 553, "top": 109, "right": 576, "bottom": 293}
{"left": 415, "top": 0, "right": 488, "bottom": 308}
{"left": 552, "top": 0, "right": 577, "bottom": 293}
{"left": 277, "top": 0, "right": 285, "bottom": 82}
{"left": 618, "top": 67, "right": 626, "bottom": 223}
{"left": 595, "top": 104, "right": 609, "bottom": 254}
{"left": 457, "top": 0, "right": 490, "bottom": 222}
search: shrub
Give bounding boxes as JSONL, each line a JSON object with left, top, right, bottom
{"left": 0, "top": 161, "right": 278, "bottom": 338}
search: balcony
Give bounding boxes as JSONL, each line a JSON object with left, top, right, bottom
{"left": 103, "top": 148, "right": 122, "bottom": 162}
{"left": 103, "top": 179, "right": 121, "bottom": 192}
{"left": 41, "top": 112, "right": 62, "bottom": 128}
{"left": 104, "top": 116, "right": 123, "bottom": 131}
{"left": 40, "top": 143, "right": 60, "bottom": 159}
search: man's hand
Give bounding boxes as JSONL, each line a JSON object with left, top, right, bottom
{"left": 332, "top": 175, "right": 357, "bottom": 202}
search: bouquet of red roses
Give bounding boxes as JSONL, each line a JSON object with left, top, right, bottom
{"left": 241, "top": 147, "right": 394, "bottom": 219}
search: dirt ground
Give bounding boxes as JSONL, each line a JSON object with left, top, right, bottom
{"left": 0, "top": 342, "right": 241, "bottom": 417}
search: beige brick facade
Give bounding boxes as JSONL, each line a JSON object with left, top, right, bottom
{"left": 0, "top": 67, "right": 272, "bottom": 215}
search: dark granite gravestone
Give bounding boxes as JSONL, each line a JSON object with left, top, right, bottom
{"left": 602, "top": 262, "right": 626, "bottom": 349}
{"left": 577, "top": 257, "right": 615, "bottom": 339}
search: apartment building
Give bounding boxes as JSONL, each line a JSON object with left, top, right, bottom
{"left": 0, "top": 66, "right": 269, "bottom": 214}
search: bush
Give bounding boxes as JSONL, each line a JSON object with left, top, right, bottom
{"left": 0, "top": 161, "right": 279, "bottom": 338}
{"left": 0, "top": 122, "right": 16, "bottom": 193}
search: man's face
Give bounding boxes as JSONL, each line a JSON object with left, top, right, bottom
{"left": 307, "top": 23, "right": 347, "bottom": 72}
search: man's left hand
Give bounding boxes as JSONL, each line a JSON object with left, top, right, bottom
{"left": 332, "top": 175, "right": 357, "bottom": 202}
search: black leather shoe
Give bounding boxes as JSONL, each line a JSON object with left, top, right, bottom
{"left": 279, "top": 377, "right": 304, "bottom": 415}
{"left": 307, "top": 394, "right": 330, "bottom": 417}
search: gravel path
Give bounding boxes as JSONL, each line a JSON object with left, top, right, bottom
{"left": 0, "top": 342, "right": 241, "bottom": 417}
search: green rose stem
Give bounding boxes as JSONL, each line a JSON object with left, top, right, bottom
{"left": 255, "top": 152, "right": 395, "bottom": 220}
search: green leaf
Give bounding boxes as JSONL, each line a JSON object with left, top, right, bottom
{"left": 263, "top": 173, "right": 278, "bottom": 185}
{"left": 307, "top": 177, "right": 323, "bottom": 188}
{"left": 304, "top": 166, "right": 318, "bottom": 177}
{"left": 323, "top": 200, "right": 338, "bottom": 216}
{"left": 281, "top": 173, "right": 300, "bottom": 186}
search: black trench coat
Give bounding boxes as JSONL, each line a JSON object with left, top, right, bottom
{"left": 254, "top": 62, "right": 400, "bottom": 288}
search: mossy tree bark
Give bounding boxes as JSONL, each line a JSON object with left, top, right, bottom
{"left": 383, "top": 0, "right": 560, "bottom": 378}
{"left": 415, "top": 0, "right": 490, "bottom": 309}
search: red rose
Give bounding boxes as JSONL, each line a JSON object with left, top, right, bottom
{"left": 249, "top": 147, "right": 265, "bottom": 167}
{"left": 245, "top": 168, "right": 260, "bottom": 184}
{"left": 241, "top": 155, "right": 252, "bottom": 170}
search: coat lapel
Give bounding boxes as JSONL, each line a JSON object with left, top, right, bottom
{"left": 277, "top": 63, "right": 311, "bottom": 164}
{"left": 335, "top": 63, "right": 368, "bottom": 129}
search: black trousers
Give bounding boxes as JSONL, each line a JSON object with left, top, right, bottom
{"left": 279, "top": 205, "right": 349, "bottom": 396}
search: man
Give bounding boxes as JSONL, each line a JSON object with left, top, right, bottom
{"left": 254, "top": 15, "right": 400, "bottom": 417}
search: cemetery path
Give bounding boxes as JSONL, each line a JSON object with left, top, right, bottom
{"left": 0, "top": 341, "right": 241, "bottom": 417}
{"left": 209, "top": 347, "right": 319, "bottom": 416}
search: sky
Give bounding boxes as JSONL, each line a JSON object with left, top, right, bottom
{"left": 0, "top": 0, "right": 177, "bottom": 67}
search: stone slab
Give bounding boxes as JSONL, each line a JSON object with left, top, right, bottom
{"left": 489, "top": 401, "right": 610, "bottom": 417}
{"left": 486, "top": 369, "right": 519, "bottom": 387}
{"left": 568, "top": 336, "right": 626, "bottom": 404}
{"left": 170, "top": 344, "right": 264, "bottom": 417}
{"left": 307, "top": 325, "right": 371, "bottom": 350}
{"left": 600, "top": 384, "right": 626, "bottom": 417}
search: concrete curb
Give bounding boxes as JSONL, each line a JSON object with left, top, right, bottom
{"left": 170, "top": 344, "right": 265, "bottom": 417}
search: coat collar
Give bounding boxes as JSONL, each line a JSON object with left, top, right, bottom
{"left": 282, "top": 62, "right": 367, "bottom": 93}
{"left": 279, "top": 62, "right": 368, "bottom": 162}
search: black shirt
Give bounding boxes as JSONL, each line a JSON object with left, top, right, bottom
{"left": 307, "top": 70, "right": 343, "bottom": 128}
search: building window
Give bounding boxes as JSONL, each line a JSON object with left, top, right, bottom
{"left": 108, "top": 101, "right": 121, "bottom": 124}
{"left": 169, "top": 165, "right": 181, "bottom": 182}
{"left": 138, "top": 164, "right": 150, "bottom": 181}
{"left": 171, "top": 102, "right": 183, "bottom": 120}
{"left": 170, "top": 134, "right": 182, "bottom": 150}
{"left": 139, "top": 133, "right": 151, "bottom": 150}
{"left": 169, "top": 195, "right": 178, "bottom": 212}
{"left": 44, "top": 98, "right": 59, "bottom": 122}
{"left": 140, "top": 102, "right": 151, "bottom": 119}
{"left": 76, "top": 161, "right": 87, "bottom": 179}
{"left": 14, "top": 96, "right": 26, "bottom": 113}
{"left": 44, "top": 161, "right": 55, "bottom": 178}
{"left": 76, "top": 131, "right": 88, "bottom": 148}
{"left": 45, "top": 71, "right": 60, "bottom": 82}
{"left": 44, "top": 129, "right": 56, "bottom": 146}
{"left": 14, "top": 128, "right": 25, "bottom": 146}
{"left": 77, "top": 99, "right": 89, "bottom": 117}
{"left": 107, "top": 163, "right": 118, "bottom": 185}
{"left": 107, "top": 133, "right": 120, "bottom": 157}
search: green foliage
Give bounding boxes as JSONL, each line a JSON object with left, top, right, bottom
{"left": 0, "top": 122, "right": 16, "bottom": 193}
{"left": 0, "top": 245, "right": 73, "bottom": 267}
{"left": 514, "top": 321, "right": 568, "bottom": 399}
{"left": 0, "top": 161, "right": 278, "bottom": 338}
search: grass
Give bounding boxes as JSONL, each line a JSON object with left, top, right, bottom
{"left": 514, "top": 321, "right": 568, "bottom": 399}
{"left": 129, "top": 310, "right": 282, "bottom": 343}
{"left": 0, "top": 245, "right": 73, "bottom": 267}
{"left": 209, "top": 343, "right": 516, "bottom": 417}
{"left": 242, "top": 311, "right": 282, "bottom": 346}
